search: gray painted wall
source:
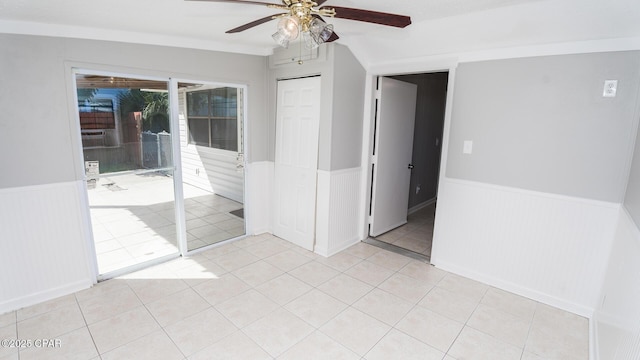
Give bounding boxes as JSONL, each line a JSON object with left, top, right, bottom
{"left": 446, "top": 51, "right": 640, "bottom": 202}
{"left": 392, "top": 73, "right": 448, "bottom": 208}
{"left": 0, "top": 34, "right": 268, "bottom": 189}
{"left": 330, "top": 45, "right": 365, "bottom": 170}
{"left": 624, "top": 120, "right": 640, "bottom": 226}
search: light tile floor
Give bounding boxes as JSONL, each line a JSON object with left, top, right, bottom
{"left": 89, "top": 173, "right": 244, "bottom": 273}
{"left": 375, "top": 203, "right": 436, "bottom": 258}
{"left": 0, "top": 234, "right": 589, "bottom": 360}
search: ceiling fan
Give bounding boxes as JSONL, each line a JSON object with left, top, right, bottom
{"left": 186, "top": 0, "right": 411, "bottom": 49}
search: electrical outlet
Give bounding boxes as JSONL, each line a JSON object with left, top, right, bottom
{"left": 603, "top": 80, "right": 617, "bottom": 97}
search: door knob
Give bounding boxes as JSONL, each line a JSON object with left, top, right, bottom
{"left": 408, "top": 164, "right": 414, "bottom": 169}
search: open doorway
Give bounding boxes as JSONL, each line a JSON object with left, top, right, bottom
{"left": 367, "top": 72, "right": 448, "bottom": 260}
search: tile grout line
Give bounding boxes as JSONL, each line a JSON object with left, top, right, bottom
{"left": 74, "top": 293, "right": 100, "bottom": 360}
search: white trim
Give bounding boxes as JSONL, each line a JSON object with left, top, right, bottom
{"left": 3, "top": 19, "right": 639, "bottom": 68}
{"left": 68, "top": 68, "right": 100, "bottom": 281}
{"left": 367, "top": 36, "right": 640, "bottom": 72}
{"left": 359, "top": 64, "right": 458, "bottom": 250}
{"left": 316, "top": 238, "right": 361, "bottom": 258}
{"left": 0, "top": 280, "right": 92, "bottom": 316}
{"left": 368, "top": 58, "right": 460, "bottom": 79}
{"left": 173, "top": 78, "right": 251, "bottom": 253}
{"left": 73, "top": 68, "right": 170, "bottom": 89}
{"left": 433, "top": 257, "right": 595, "bottom": 317}
{"left": 432, "top": 68, "right": 457, "bottom": 260}
{"left": 75, "top": 180, "right": 99, "bottom": 284}
{"left": 358, "top": 74, "right": 378, "bottom": 241}
{"left": 590, "top": 313, "right": 598, "bottom": 360}
{"left": 408, "top": 197, "right": 437, "bottom": 215}
{"left": 169, "top": 77, "right": 188, "bottom": 256}
{"left": 315, "top": 170, "right": 331, "bottom": 256}
{"left": 97, "top": 253, "right": 181, "bottom": 282}
{"left": 457, "top": 36, "right": 640, "bottom": 63}
{"left": 240, "top": 84, "right": 250, "bottom": 234}
{"left": 0, "top": 20, "right": 273, "bottom": 57}
{"left": 444, "top": 177, "right": 621, "bottom": 209}
{"left": 183, "top": 233, "right": 248, "bottom": 257}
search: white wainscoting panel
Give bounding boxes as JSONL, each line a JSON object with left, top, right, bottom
{"left": 431, "top": 178, "right": 619, "bottom": 317}
{"left": 593, "top": 207, "right": 640, "bottom": 360}
{"left": 0, "top": 181, "right": 94, "bottom": 314}
{"left": 246, "top": 161, "right": 273, "bottom": 235}
{"left": 315, "top": 168, "right": 362, "bottom": 257}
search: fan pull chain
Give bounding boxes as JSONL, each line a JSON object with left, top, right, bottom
{"left": 298, "top": 28, "right": 303, "bottom": 65}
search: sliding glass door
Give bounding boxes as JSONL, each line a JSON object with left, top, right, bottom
{"left": 74, "top": 73, "right": 248, "bottom": 278}
{"left": 75, "top": 73, "right": 180, "bottom": 277}
{"left": 177, "top": 82, "right": 246, "bottom": 251}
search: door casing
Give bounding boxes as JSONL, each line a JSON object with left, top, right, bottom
{"left": 369, "top": 77, "right": 418, "bottom": 237}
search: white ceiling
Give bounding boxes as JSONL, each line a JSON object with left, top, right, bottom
{"left": 1, "top": 0, "right": 639, "bottom": 67}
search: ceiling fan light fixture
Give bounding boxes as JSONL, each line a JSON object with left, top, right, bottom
{"left": 302, "top": 31, "right": 319, "bottom": 50}
{"left": 309, "top": 18, "right": 334, "bottom": 44}
{"left": 198, "top": 0, "right": 412, "bottom": 51}
{"left": 272, "top": 31, "right": 291, "bottom": 48}
{"left": 277, "top": 16, "right": 300, "bottom": 40}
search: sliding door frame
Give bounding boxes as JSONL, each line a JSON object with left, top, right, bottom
{"left": 71, "top": 68, "right": 183, "bottom": 280}
{"left": 69, "top": 68, "right": 251, "bottom": 281}
{"left": 171, "top": 78, "right": 251, "bottom": 256}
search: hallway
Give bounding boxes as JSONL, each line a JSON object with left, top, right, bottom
{"left": 374, "top": 203, "right": 436, "bottom": 259}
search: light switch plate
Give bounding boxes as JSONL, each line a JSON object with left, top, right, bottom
{"left": 463, "top": 140, "right": 473, "bottom": 154}
{"left": 603, "top": 80, "right": 617, "bottom": 97}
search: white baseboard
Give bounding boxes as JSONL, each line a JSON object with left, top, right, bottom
{"left": 590, "top": 312, "right": 599, "bottom": 360}
{"left": 431, "top": 178, "right": 619, "bottom": 318}
{"left": 317, "top": 237, "right": 362, "bottom": 258}
{"left": 432, "top": 258, "right": 594, "bottom": 318}
{"left": 0, "top": 279, "right": 91, "bottom": 315}
{"left": 408, "top": 197, "right": 437, "bottom": 215}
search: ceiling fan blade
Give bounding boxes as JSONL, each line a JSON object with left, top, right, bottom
{"left": 321, "top": 6, "right": 411, "bottom": 28}
{"left": 315, "top": 0, "right": 328, "bottom": 5}
{"left": 185, "top": 0, "right": 278, "bottom": 5}
{"left": 226, "top": 13, "right": 288, "bottom": 33}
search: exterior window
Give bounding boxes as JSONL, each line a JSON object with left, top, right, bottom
{"left": 187, "top": 87, "right": 238, "bottom": 151}
{"left": 78, "top": 98, "right": 116, "bottom": 130}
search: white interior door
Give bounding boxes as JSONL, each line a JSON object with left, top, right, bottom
{"left": 273, "top": 77, "right": 321, "bottom": 250}
{"left": 370, "top": 77, "right": 418, "bottom": 237}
